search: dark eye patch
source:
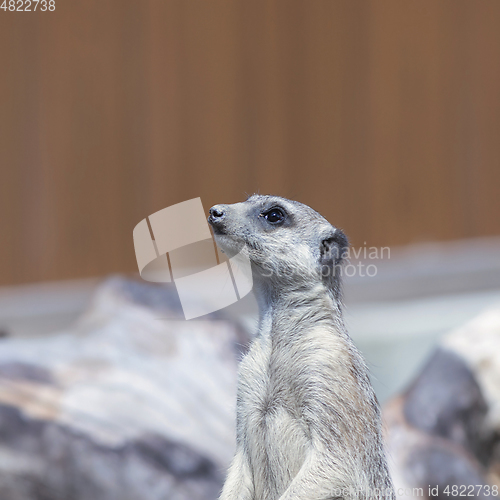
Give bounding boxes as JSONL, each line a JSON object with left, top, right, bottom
{"left": 262, "top": 207, "right": 286, "bottom": 224}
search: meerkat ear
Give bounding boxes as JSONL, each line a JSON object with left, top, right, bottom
{"left": 319, "top": 228, "right": 349, "bottom": 268}
{"left": 319, "top": 229, "right": 348, "bottom": 297}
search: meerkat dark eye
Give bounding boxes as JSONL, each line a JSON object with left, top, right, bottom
{"left": 263, "top": 208, "right": 285, "bottom": 224}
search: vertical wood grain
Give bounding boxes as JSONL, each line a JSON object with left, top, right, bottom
{"left": 0, "top": 0, "right": 499, "bottom": 285}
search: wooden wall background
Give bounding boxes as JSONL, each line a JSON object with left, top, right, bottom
{"left": 1, "top": 0, "right": 500, "bottom": 286}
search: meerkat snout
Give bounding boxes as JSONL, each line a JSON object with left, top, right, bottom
{"left": 209, "top": 204, "right": 225, "bottom": 221}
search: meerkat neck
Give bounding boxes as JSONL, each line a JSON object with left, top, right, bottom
{"left": 253, "top": 281, "right": 344, "bottom": 340}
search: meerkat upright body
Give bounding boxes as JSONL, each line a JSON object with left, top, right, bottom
{"left": 208, "top": 195, "right": 394, "bottom": 500}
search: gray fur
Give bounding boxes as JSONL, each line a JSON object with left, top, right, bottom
{"left": 208, "top": 195, "right": 395, "bottom": 500}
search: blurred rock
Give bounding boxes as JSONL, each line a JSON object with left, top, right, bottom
{"left": 442, "top": 308, "right": 500, "bottom": 442}
{"left": 384, "top": 305, "right": 500, "bottom": 499}
{"left": 0, "top": 276, "right": 250, "bottom": 500}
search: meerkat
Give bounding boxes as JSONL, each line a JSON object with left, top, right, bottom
{"left": 208, "top": 195, "right": 395, "bottom": 500}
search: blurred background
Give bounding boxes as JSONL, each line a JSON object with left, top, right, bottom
{"left": 1, "top": 1, "right": 500, "bottom": 499}
{"left": 1, "top": 0, "right": 500, "bottom": 285}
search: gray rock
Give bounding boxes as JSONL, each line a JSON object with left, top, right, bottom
{"left": 384, "top": 304, "right": 500, "bottom": 499}
{"left": 0, "top": 276, "right": 250, "bottom": 500}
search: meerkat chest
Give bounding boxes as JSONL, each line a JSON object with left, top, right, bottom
{"left": 237, "top": 339, "right": 310, "bottom": 496}
{"left": 238, "top": 338, "right": 304, "bottom": 417}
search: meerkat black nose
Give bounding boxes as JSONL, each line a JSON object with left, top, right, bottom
{"left": 208, "top": 205, "right": 226, "bottom": 226}
{"left": 210, "top": 206, "right": 224, "bottom": 218}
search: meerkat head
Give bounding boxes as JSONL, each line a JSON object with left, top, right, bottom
{"left": 208, "top": 195, "right": 348, "bottom": 298}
